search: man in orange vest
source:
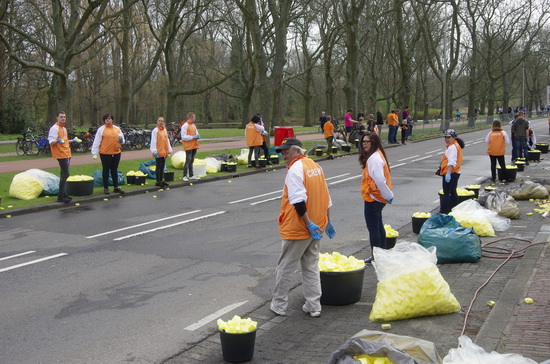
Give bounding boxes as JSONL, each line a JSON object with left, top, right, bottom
{"left": 48, "top": 111, "right": 80, "bottom": 203}
{"left": 245, "top": 115, "right": 265, "bottom": 168}
{"left": 270, "top": 138, "right": 336, "bottom": 318}
{"left": 180, "top": 112, "right": 200, "bottom": 181}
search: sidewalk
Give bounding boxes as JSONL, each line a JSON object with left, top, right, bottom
{"left": 0, "top": 133, "right": 327, "bottom": 174}
{"left": 165, "top": 158, "right": 550, "bottom": 363}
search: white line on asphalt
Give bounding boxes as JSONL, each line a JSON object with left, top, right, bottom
{"left": 437, "top": 151, "right": 444, "bottom": 155}
{"left": 184, "top": 300, "right": 249, "bottom": 331}
{"left": 0, "top": 253, "right": 67, "bottom": 273}
{"left": 86, "top": 210, "right": 202, "bottom": 239}
{"left": 426, "top": 149, "right": 440, "bottom": 154}
{"left": 470, "top": 140, "right": 483, "bottom": 145}
{"left": 476, "top": 177, "right": 485, "bottom": 182}
{"left": 390, "top": 163, "right": 406, "bottom": 168}
{"left": 229, "top": 191, "right": 282, "bottom": 204}
{"left": 113, "top": 211, "right": 226, "bottom": 241}
{"left": 250, "top": 196, "right": 282, "bottom": 205}
{"left": 413, "top": 155, "right": 434, "bottom": 162}
{"left": 326, "top": 173, "right": 351, "bottom": 180}
{"left": 328, "top": 175, "right": 361, "bottom": 185}
{"left": 432, "top": 199, "right": 439, "bottom": 204}
{"left": 0, "top": 251, "right": 36, "bottom": 262}
{"left": 398, "top": 155, "right": 420, "bottom": 162}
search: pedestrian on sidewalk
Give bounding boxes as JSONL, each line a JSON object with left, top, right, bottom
{"left": 512, "top": 110, "right": 530, "bottom": 165}
{"left": 180, "top": 112, "right": 201, "bottom": 181}
{"left": 359, "top": 132, "right": 393, "bottom": 263}
{"left": 48, "top": 111, "right": 78, "bottom": 203}
{"left": 387, "top": 110, "right": 399, "bottom": 144}
{"left": 344, "top": 109, "right": 359, "bottom": 144}
{"left": 439, "top": 129, "right": 464, "bottom": 214}
{"left": 399, "top": 117, "right": 408, "bottom": 145}
{"left": 271, "top": 138, "right": 335, "bottom": 318}
{"left": 245, "top": 115, "right": 264, "bottom": 168}
{"left": 150, "top": 116, "right": 173, "bottom": 188}
{"left": 485, "top": 120, "right": 510, "bottom": 182}
{"left": 91, "top": 113, "right": 125, "bottom": 195}
{"left": 323, "top": 116, "right": 335, "bottom": 159}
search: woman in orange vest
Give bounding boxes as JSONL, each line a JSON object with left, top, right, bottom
{"left": 150, "top": 116, "right": 173, "bottom": 187}
{"left": 91, "top": 114, "right": 125, "bottom": 195}
{"left": 485, "top": 120, "right": 510, "bottom": 182}
{"left": 359, "top": 132, "right": 393, "bottom": 263}
{"left": 180, "top": 112, "right": 201, "bottom": 181}
{"left": 48, "top": 111, "right": 80, "bottom": 203}
{"left": 245, "top": 115, "right": 265, "bottom": 168}
{"left": 323, "top": 116, "right": 335, "bottom": 159}
{"left": 439, "top": 129, "right": 464, "bottom": 214}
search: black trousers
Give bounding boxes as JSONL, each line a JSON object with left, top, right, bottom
{"left": 156, "top": 157, "right": 166, "bottom": 182}
{"left": 57, "top": 158, "right": 71, "bottom": 196}
{"left": 248, "top": 146, "right": 260, "bottom": 166}
{"left": 261, "top": 141, "right": 269, "bottom": 159}
{"left": 100, "top": 153, "right": 121, "bottom": 188}
{"left": 489, "top": 155, "right": 507, "bottom": 181}
{"left": 184, "top": 149, "right": 197, "bottom": 177}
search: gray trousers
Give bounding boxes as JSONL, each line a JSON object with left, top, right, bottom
{"left": 271, "top": 237, "right": 322, "bottom": 313}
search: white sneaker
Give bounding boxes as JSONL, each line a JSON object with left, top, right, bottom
{"left": 270, "top": 304, "right": 286, "bottom": 316}
{"left": 302, "top": 304, "right": 321, "bottom": 317}
{"left": 182, "top": 176, "right": 189, "bottom": 182}
{"left": 190, "top": 176, "right": 200, "bottom": 180}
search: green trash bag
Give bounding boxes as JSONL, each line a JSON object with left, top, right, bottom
{"left": 417, "top": 213, "right": 482, "bottom": 264}
{"left": 139, "top": 159, "right": 166, "bottom": 179}
{"left": 92, "top": 170, "right": 126, "bottom": 187}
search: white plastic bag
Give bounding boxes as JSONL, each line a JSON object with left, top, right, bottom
{"left": 443, "top": 336, "right": 538, "bottom": 364}
{"left": 170, "top": 150, "right": 186, "bottom": 169}
{"left": 204, "top": 157, "right": 222, "bottom": 173}
{"left": 24, "top": 169, "right": 59, "bottom": 195}
{"left": 237, "top": 149, "right": 249, "bottom": 165}
{"left": 450, "top": 199, "right": 510, "bottom": 235}
{"left": 9, "top": 172, "right": 44, "bottom": 200}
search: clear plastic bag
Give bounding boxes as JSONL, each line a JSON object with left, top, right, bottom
{"left": 204, "top": 157, "right": 222, "bottom": 172}
{"left": 327, "top": 330, "right": 442, "bottom": 364}
{"left": 369, "top": 243, "right": 461, "bottom": 322}
{"left": 451, "top": 199, "right": 510, "bottom": 234}
{"left": 443, "top": 336, "right": 538, "bottom": 364}
{"left": 24, "top": 169, "right": 60, "bottom": 195}
{"left": 478, "top": 190, "right": 520, "bottom": 219}
{"left": 508, "top": 181, "right": 549, "bottom": 200}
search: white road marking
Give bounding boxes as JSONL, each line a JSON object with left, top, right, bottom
{"left": 390, "top": 163, "right": 405, "bottom": 168}
{"left": 397, "top": 155, "right": 420, "bottom": 162}
{"left": 0, "top": 251, "right": 35, "bottom": 262}
{"left": 426, "top": 149, "right": 440, "bottom": 154}
{"left": 113, "top": 211, "right": 226, "bottom": 241}
{"left": 250, "top": 196, "right": 282, "bottom": 205}
{"left": 0, "top": 253, "right": 67, "bottom": 273}
{"left": 432, "top": 199, "right": 440, "bottom": 204}
{"left": 412, "top": 155, "right": 434, "bottom": 162}
{"left": 326, "top": 173, "right": 351, "bottom": 180}
{"left": 470, "top": 140, "right": 483, "bottom": 145}
{"left": 87, "top": 210, "right": 202, "bottom": 238}
{"left": 229, "top": 191, "right": 282, "bottom": 204}
{"left": 476, "top": 177, "right": 485, "bottom": 182}
{"left": 329, "top": 175, "right": 361, "bottom": 185}
{"left": 184, "top": 300, "right": 249, "bottom": 331}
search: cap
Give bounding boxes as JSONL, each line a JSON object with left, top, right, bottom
{"left": 276, "top": 138, "right": 302, "bottom": 153}
{"left": 443, "top": 129, "right": 458, "bottom": 137}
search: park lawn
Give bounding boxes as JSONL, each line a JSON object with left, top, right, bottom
{"left": 0, "top": 141, "right": 327, "bottom": 213}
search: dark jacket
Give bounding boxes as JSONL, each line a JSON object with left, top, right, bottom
{"left": 512, "top": 118, "right": 529, "bottom": 138}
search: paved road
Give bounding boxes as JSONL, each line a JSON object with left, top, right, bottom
{"left": 1, "top": 119, "right": 548, "bottom": 363}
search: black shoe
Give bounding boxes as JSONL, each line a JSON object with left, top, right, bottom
{"left": 155, "top": 182, "right": 164, "bottom": 187}
{"left": 113, "top": 187, "right": 125, "bottom": 195}
{"left": 248, "top": 164, "right": 254, "bottom": 168}
{"left": 364, "top": 256, "right": 374, "bottom": 264}
{"left": 161, "top": 181, "right": 170, "bottom": 188}
{"left": 57, "top": 195, "right": 72, "bottom": 203}
{"left": 104, "top": 188, "right": 110, "bottom": 195}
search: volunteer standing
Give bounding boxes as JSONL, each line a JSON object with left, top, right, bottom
{"left": 485, "top": 120, "right": 510, "bottom": 182}
{"left": 359, "top": 133, "right": 393, "bottom": 263}
{"left": 150, "top": 116, "right": 173, "bottom": 187}
{"left": 180, "top": 112, "right": 201, "bottom": 181}
{"left": 48, "top": 111, "right": 78, "bottom": 203}
{"left": 271, "top": 138, "right": 336, "bottom": 318}
{"left": 323, "top": 117, "right": 335, "bottom": 159}
{"left": 91, "top": 113, "right": 125, "bottom": 195}
{"left": 439, "top": 129, "right": 464, "bottom": 214}
{"left": 245, "top": 115, "right": 265, "bottom": 168}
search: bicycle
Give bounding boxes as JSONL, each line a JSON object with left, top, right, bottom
{"left": 167, "top": 122, "right": 181, "bottom": 147}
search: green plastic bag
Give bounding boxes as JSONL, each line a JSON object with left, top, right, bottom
{"left": 417, "top": 213, "right": 482, "bottom": 264}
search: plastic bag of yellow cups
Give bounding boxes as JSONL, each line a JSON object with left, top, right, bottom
{"left": 217, "top": 315, "right": 257, "bottom": 333}
{"left": 369, "top": 243, "right": 460, "bottom": 322}
{"left": 319, "top": 252, "right": 365, "bottom": 272}
{"left": 352, "top": 354, "right": 392, "bottom": 364}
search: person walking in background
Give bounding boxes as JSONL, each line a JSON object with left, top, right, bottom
{"left": 48, "top": 111, "right": 79, "bottom": 203}
{"left": 387, "top": 109, "right": 399, "bottom": 144}
{"left": 359, "top": 133, "right": 393, "bottom": 263}
{"left": 366, "top": 114, "right": 376, "bottom": 133}
{"left": 399, "top": 114, "right": 408, "bottom": 145}
{"left": 402, "top": 106, "right": 413, "bottom": 138}
{"left": 150, "top": 116, "right": 173, "bottom": 188}
{"left": 376, "top": 108, "right": 384, "bottom": 135}
{"left": 91, "top": 113, "right": 125, "bottom": 195}
{"left": 246, "top": 115, "right": 264, "bottom": 168}
{"left": 323, "top": 116, "right": 335, "bottom": 159}
{"left": 319, "top": 111, "right": 327, "bottom": 130}
{"left": 180, "top": 111, "right": 201, "bottom": 181}
{"left": 511, "top": 110, "right": 530, "bottom": 165}
{"left": 455, "top": 109, "right": 461, "bottom": 120}
{"left": 439, "top": 129, "right": 464, "bottom": 214}
{"left": 270, "top": 138, "right": 335, "bottom": 318}
{"left": 344, "top": 109, "right": 359, "bottom": 143}
{"left": 510, "top": 114, "right": 518, "bottom": 162}
{"left": 485, "top": 120, "right": 510, "bottom": 182}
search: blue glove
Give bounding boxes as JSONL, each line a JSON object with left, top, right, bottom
{"left": 57, "top": 138, "right": 65, "bottom": 144}
{"left": 326, "top": 220, "right": 336, "bottom": 239}
{"left": 387, "top": 198, "right": 393, "bottom": 204}
{"left": 118, "top": 134, "right": 124, "bottom": 142}
{"left": 445, "top": 171, "right": 451, "bottom": 183}
{"left": 193, "top": 134, "right": 201, "bottom": 139}
{"left": 261, "top": 131, "right": 268, "bottom": 136}
{"left": 154, "top": 152, "right": 159, "bottom": 158}
{"left": 306, "top": 221, "right": 323, "bottom": 240}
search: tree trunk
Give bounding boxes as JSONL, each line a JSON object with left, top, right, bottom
{"left": 394, "top": 0, "right": 411, "bottom": 109}
{"left": 47, "top": 73, "right": 72, "bottom": 126}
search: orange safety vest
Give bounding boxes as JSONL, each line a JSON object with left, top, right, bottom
{"left": 182, "top": 121, "right": 199, "bottom": 151}
{"left": 361, "top": 151, "right": 392, "bottom": 203}
{"left": 99, "top": 125, "right": 122, "bottom": 155}
{"left": 323, "top": 122, "right": 334, "bottom": 138}
{"left": 246, "top": 122, "right": 263, "bottom": 147}
{"left": 278, "top": 156, "right": 331, "bottom": 240}
{"left": 487, "top": 131, "right": 506, "bottom": 156}
{"left": 155, "top": 127, "right": 170, "bottom": 158}
{"left": 441, "top": 140, "right": 462, "bottom": 175}
{"left": 50, "top": 123, "right": 71, "bottom": 159}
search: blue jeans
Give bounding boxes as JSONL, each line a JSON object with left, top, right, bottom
{"left": 364, "top": 200, "right": 387, "bottom": 252}
{"left": 388, "top": 125, "right": 398, "bottom": 143}
{"left": 440, "top": 173, "right": 460, "bottom": 214}
{"left": 514, "top": 137, "right": 529, "bottom": 161}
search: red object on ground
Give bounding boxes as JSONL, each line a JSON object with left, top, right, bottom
{"left": 273, "top": 127, "right": 295, "bottom": 146}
